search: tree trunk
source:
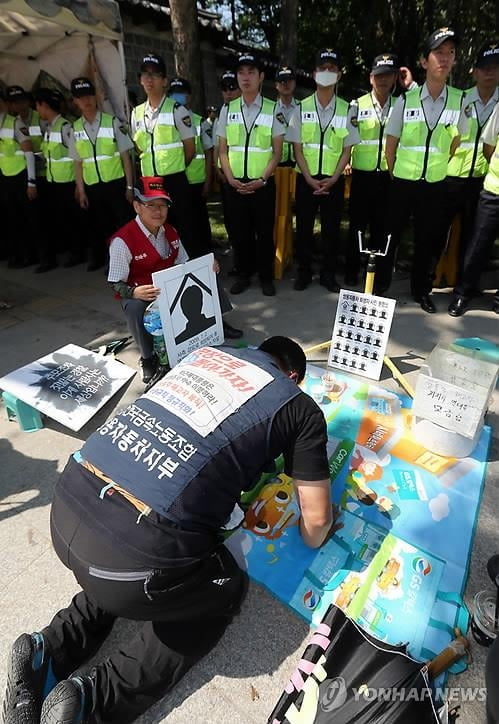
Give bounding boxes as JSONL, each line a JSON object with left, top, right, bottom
{"left": 279, "top": 0, "right": 298, "bottom": 66}
{"left": 168, "top": 0, "right": 205, "bottom": 113}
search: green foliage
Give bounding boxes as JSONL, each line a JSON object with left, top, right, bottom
{"left": 206, "top": 0, "right": 498, "bottom": 96}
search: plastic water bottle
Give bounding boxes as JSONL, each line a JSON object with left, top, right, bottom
{"left": 143, "top": 301, "right": 169, "bottom": 365}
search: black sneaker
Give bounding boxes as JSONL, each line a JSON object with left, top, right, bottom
{"left": 40, "top": 675, "right": 93, "bottom": 724}
{"left": 3, "top": 632, "right": 58, "bottom": 724}
{"left": 230, "top": 278, "right": 251, "bottom": 295}
{"left": 261, "top": 281, "right": 276, "bottom": 297}
{"left": 139, "top": 355, "right": 158, "bottom": 384}
{"left": 319, "top": 273, "right": 340, "bottom": 293}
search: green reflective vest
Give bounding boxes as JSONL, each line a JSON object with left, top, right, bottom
{"left": 41, "top": 116, "right": 75, "bottom": 183}
{"left": 351, "top": 93, "right": 392, "bottom": 172}
{"left": 186, "top": 112, "right": 206, "bottom": 184}
{"left": 447, "top": 88, "right": 496, "bottom": 178}
{"left": 0, "top": 113, "right": 26, "bottom": 176}
{"left": 25, "top": 110, "right": 45, "bottom": 177}
{"left": 73, "top": 112, "right": 124, "bottom": 185}
{"left": 393, "top": 86, "right": 462, "bottom": 183}
{"left": 483, "top": 138, "right": 499, "bottom": 194}
{"left": 299, "top": 93, "right": 349, "bottom": 176}
{"left": 133, "top": 97, "right": 185, "bottom": 176}
{"left": 226, "top": 96, "right": 275, "bottom": 179}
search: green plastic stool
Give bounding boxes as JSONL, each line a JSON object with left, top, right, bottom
{"left": 2, "top": 390, "right": 43, "bottom": 432}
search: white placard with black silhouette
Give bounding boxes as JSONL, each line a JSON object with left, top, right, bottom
{"left": 0, "top": 344, "right": 136, "bottom": 431}
{"left": 327, "top": 290, "right": 396, "bottom": 380}
{"left": 152, "top": 253, "right": 223, "bottom": 367}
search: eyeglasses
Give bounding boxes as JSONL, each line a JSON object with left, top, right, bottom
{"left": 140, "top": 71, "right": 164, "bottom": 80}
{"left": 141, "top": 201, "right": 169, "bottom": 210}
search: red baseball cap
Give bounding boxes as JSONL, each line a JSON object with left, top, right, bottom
{"left": 134, "top": 176, "right": 172, "bottom": 205}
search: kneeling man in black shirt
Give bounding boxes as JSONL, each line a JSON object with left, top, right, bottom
{"left": 4, "top": 337, "right": 333, "bottom": 724}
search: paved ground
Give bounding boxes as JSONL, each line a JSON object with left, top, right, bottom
{"left": 0, "top": 257, "right": 498, "bottom": 724}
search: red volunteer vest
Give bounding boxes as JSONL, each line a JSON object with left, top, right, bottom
{"left": 111, "top": 219, "right": 180, "bottom": 292}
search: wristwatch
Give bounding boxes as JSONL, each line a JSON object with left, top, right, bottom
{"left": 27, "top": 178, "right": 37, "bottom": 186}
{"left": 259, "top": 177, "right": 267, "bottom": 186}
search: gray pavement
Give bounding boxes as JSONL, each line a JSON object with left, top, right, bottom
{"left": 0, "top": 259, "right": 498, "bottom": 724}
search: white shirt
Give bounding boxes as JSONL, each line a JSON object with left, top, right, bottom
{"left": 464, "top": 86, "right": 499, "bottom": 126}
{"left": 286, "top": 92, "right": 361, "bottom": 146}
{"left": 386, "top": 83, "right": 469, "bottom": 135}
{"left": 130, "top": 95, "right": 195, "bottom": 140}
{"left": 70, "top": 111, "right": 133, "bottom": 161}
{"left": 108, "top": 215, "right": 189, "bottom": 283}
{"left": 482, "top": 103, "right": 499, "bottom": 146}
{"left": 216, "top": 93, "right": 287, "bottom": 138}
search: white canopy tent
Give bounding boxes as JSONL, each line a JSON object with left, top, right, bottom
{"left": 0, "top": 0, "right": 127, "bottom": 118}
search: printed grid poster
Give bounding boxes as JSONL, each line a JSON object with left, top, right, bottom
{"left": 0, "top": 344, "right": 136, "bottom": 431}
{"left": 328, "top": 290, "right": 396, "bottom": 380}
{"left": 152, "top": 253, "right": 223, "bottom": 367}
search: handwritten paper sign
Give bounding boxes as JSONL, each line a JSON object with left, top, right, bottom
{"left": 327, "top": 290, "right": 396, "bottom": 380}
{"left": 0, "top": 344, "right": 135, "bottom": 431}
{"left": 412, "top": 374, "right": 485, "bottom": 438}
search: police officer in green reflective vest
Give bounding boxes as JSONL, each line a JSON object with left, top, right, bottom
{"left": 439, "top": 43, "right": 499, "bottom": 292}
{"left": 345, "top": 54, "right": 399, "bottom": 289}
{"left": 275, "top": 66, "right": 299, "bottom": 168}
{"left": 34, "top": 88, "right": 85, "bottom": 272}
{"left": 131, "top": 54, "right": 196, "bottom": 257}
{"left": 287, "top": 48, "right": 360, "bottom": 292}
{"left": 168, "top": 77, "right": 214, "bottom": 257}
{"left": 1, "top": 86, "right": 38, "bottom": 268}
{"left": 384, "top": 28, "right": 468, "bottom": 313}
{"left": 71, "top": 77, "right": 134, "bottom": 271}
{"left": 217, "top": 52, "right": 286, "bottom": 297}
{"left": 448, "top": 102, "right": 499, "bottom": 317}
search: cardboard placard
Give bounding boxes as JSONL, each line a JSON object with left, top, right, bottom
{"left": 152, "top": 253, "right": 223, "bottom": 367}
{"left": 327, "top": 291, "right": 396, "bottom": 380}
{"left": 0, "top": 344, "right": 135, "bottom": 431}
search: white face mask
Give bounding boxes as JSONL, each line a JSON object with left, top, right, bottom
{"left": 315, "top": 70, "right": 338, "bottom": 87}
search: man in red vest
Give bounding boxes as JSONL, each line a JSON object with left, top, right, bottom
{"left": 108, "top": 177, "right": 242, "bottom": 382}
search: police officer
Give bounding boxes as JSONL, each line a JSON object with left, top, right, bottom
{"left": 439, "top": 43, "right": 499, "bottom": 291}
{"left": 4, "top": 337, "right": 334, "bottom": 723}
{"left": 168, "top": 77, "right": 214, "bottom": 257}
{"left": 6, "top": 85, "right": 46, "bottom": 181}
{"left": 131, "top": 53, "right": 196, "bottom": 257}
{"left": 287, "top": 48, "right": 360, "bottom": 292}
{"left": 71, "top": 76, "right": 134, "bottom": 271}
{"left": 448, "top": 102, "right": 499, "bottom": 316}
{"left": 345, "top": 54, "right": 399, "bottom": 288}
{"left": 213, "top": 70, "right": 241, "bottom": 273}
{"left": 0, "top": 88, "right": 37, "bottom": 267}
{"left": 275, "top": 66, "right": 299, "bottom": 167}
{"left": 34, "top": 88, "right": 85, "bottom": 272}
{"left": 218, "top": 52, "right": 286, "bottom": 297}
{"left": 384, "top": 28, "right": 468, "bottom": 312}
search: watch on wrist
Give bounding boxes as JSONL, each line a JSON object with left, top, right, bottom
{"left": 259, "top": 176, "right": 267, "bottom": 185}
{"left": 28, "top": 178, "right": 37, "bottom": 185}
{"left": 126, "top": 185, "right": 133, "bottom": 190}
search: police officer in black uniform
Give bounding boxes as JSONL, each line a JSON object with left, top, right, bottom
{"left": 4, "top": 337, "right": 334, "bottom": 724}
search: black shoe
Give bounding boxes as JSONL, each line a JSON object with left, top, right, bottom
{"left": 230, "top": 278, "right": 251, "bottom": 295}
{"left": 344, "top": 272, "right": 359, "bottom": 286}
{"left": 3, "top": 632, "right": 57, "bottom": 724}
{"left": 144, "top": 362, "right": 170, "bottom": 393}
{"left": 139, "top": 355, "right": 158, "bottom": 383}
{"left": 319, "top": 274, "right": 340, "bottom": 293}
{"left": 293, "top": 273, "right": 312, "bottom": 291}
{"left": 261, "top": 281, "right": 275, "bottom": 296}
{"left": 223, "top": 320, "right": 243, "bottom": 339}
{"left": 493, "top": 300, "right": 499, "bottom": 315}
{"left": 35, "top": 262, "right": 58, "bottom": 274}
{"left": 448, "top": 296, "right": 468, "bottom": 317}
{"left": 40, "top": 675, "right": 93, "bottom": 724}
{"left": 416, "top": 294, "right": 436, "bottom": 314}
{"left": 63, "top": 257, "right": 84, "bottom": 269}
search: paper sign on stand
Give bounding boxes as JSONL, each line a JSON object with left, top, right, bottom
{"left": 327, "top": 290, "right": 396, "bottom": 380}
{"left": 0, "top": 344, "right": 136, "bottom": 431}
{"left": 412, "top": 375, "right": 485, "bottom": 439}
{"left": 152, "top": 253, "right": 223, "bottom": 368}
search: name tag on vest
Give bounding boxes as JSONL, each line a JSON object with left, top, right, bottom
{"left": 302, "top": 111, "right": 318, "bottom": 123}
{"left": 228, "top": 112, "right": 243, "bottom": 124}
{"left": 143, "top": 347, "right": 273, "bottom": 437}
{"left": 359, "top": 109, "right": 375, "bottom": 120}
{"left": 134, "top": 119, "right": 145, "bottom": 131}
{"left": 404, "top": 108, "right": 422, "bottom": 122}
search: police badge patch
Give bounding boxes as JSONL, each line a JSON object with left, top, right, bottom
{"left": 182, "top": 115, "right": 192, "bottom": 127}
{"left": 464, "top": 104, "right": 472, "bottom": 118}
{"left": 276, "top": 112, "right": 288, "bottom": 126}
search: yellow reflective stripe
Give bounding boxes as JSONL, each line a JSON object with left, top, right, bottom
{"left": 358, "top": 139, "right": 381, "bottom": 145}
{"left": 457, "top": 142, "right": 476, "bottom": 149}
{"left": 398, "top": 145, "right": 440, "bottom": 153}
{"left": 157, "top": 112, "right": 175, "bottom": 124}
{"left": 0, "top": 129, "right": 14, "bottom": 138}
{"left": 193, "top": 153, "right": 204, "bottom": 160}
{"left": 303, "top": 143, "right": 323, "bottom": 150}
{"left": 49, "top": 157, "right": 73, "bottom": 163}
{"left": 82, "top": 153, "right": 120, "bottom": 162}
{"left": 0, "top": 150, "right": 24, "bottom": 156}
{"left": 48, "top": 132, "right": 63, "bottom": 143}
{"left": 29, "top": 125, "right": 42, "bottom": 136}
{"left": 255, "top": 113, "right": 274, "bottom": 127}
{"left": 96, "top": 127, "right": 116, "bottom": 139}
